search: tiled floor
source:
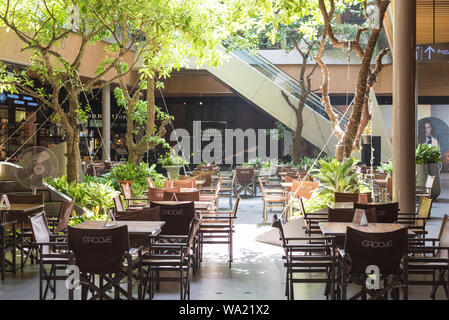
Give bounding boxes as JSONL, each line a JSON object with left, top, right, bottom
{"left": 1, "top": 175, "right": 448, "bottom": 300}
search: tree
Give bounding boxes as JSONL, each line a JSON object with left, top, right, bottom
{"left": 241, "top": 0, "right": 390, "bottom": 161}
{"left": 273, "top": 20, "right": 320, "bottom": 164}
{"left": 0, "top": 0, "right": 153, "bottom": 182}
{"left": 110, "top": 0, "right": 236, "bottom": 165}
{"left": 315, "top": 0, "right": 390, "bottom": 161}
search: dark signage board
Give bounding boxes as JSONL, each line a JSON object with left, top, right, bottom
{"left": 0, "top": 92, "right": 38, "bottom": 107}
{"left": 416, "top": 43, "right": 449, "bottom": 63}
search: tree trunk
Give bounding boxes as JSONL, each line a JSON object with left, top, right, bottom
{"left": 127, "top": 148, "right": 141, "bottom": 165}
{"left": 66, "top": 132, "right": 80, "bottom": 183}
{"left": 292, "top": 101, "right": 305, "bottom": 164}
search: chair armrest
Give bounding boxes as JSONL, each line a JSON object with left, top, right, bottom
{"left": 201, "top": 215, "right": 234, "bottom": 219}
{"left": 1, "top": 220, "right": 17, "bottom": 228}
{"left": 128, "top": 246, "right": 144, "bottom": 255}
{"left": 36, "top": 241, "right": 68, "bottom": 249}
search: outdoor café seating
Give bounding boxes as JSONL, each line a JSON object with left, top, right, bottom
{"left": 0, "top": 220, "right": 16, "bottom": 280}
{"left": 397, "top": 196, "right": 433, "bottom": 238}
{"left": 336, "top": 226, "right": 408, "bottom": 300}
{"left": 234, "top": 166, "right": 255, "bottom": 198}
{"left": 48, "top": 200, "right": 75, "bottom": 234}
{"left": 30, "top": 212, "right": 73, "bottom": 300}
{"left": 68, "top": 224, "right": 143, "bottom": 300}
{"left": 272, "top": 215, "right": 336, "bottom": 300}
{"left": 354, "top": 202, "right": 399, "bottom": 223}
{"left": 199, "top": 197, "right": 240, "bottom": 268}
{"left": 120, "top": 182, "right": 147, "bottom": 208}
{"left": 141, "top": 217, "right": 200, "bottom": 300}
{"left": 405, "top": 214, "right": 449, "bottom": 299}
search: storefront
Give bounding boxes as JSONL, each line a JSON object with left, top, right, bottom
{"left": 0, "top": 92, "right": 58, "bottom": 161}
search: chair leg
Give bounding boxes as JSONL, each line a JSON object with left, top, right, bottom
{"left": 263, "top": 202, "right": 267, "bottom": 222}
{"left": 128, "top": 270, "right": 133, "bottom": 300}
{"left": 0, "top": 235, "right": 4, "bottom": 281}
{"left": 180, "top": 265, "right": 184, "bottom": 300}
{"left": 39, "top": 264, "right": 43, "bottom": 300}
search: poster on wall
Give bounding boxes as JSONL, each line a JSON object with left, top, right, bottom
{"left": 418, "top": 117, "right": 449, "bottom": 172}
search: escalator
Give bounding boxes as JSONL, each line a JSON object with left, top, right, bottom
{"left": 205, "top": 47, "right": 391, "bottom": 159}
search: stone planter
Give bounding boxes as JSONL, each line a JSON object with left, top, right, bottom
{"left": 427, "top": 162, "right": 441, "bottom": 198}
{"left": 415, "top": 164, "right": 427, "bottom": 187}
{"left": 165, "top": 165, "right": 182, "bottom": 180}
{"left": 416, "top": 163, "right": 441, "bottom": 199}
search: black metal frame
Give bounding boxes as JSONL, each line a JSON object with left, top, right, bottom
{"left": 0, "top": 220, "right": 16, "bottom": 280}
{"left": 272, "top": 215, "right": 336, "bottom": 300}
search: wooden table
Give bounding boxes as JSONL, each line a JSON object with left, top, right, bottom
{"left": 0, "top": 203, "right": 45, "bottom": 270}
{"left": 195, "top": 180, "right": 206, "bottom": 186}
{"left": 75, "top": 220, "right": 165, "bottom": 236}
{"left": 0, "top": 203, "right": 45, "bottom": 221}
{"left": 280, "top": 182, "right": 292, "bottom": 188}
{"left": 319, "top": 222, "right": 414, "bottom": 237}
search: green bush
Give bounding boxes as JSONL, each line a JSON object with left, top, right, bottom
{"left": 416, "top": 144, "right": 441, "bottom": 164}
{"left": 157, "top": 150, "right": 189, "bottom": 167}
{"left": 47, "top": 175, "right": 119, "bottom": 224}
{"left": 104, "top": 162, "right": 166, "bottom": 195}
{"left": 311, "top": 157, "right": 365, "bottom": 197}
{"left": 378, "top": 160, "right": 393, "bottom": 175}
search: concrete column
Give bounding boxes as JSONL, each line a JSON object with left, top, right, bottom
{"left": 102, "top": 84, "right": 111, "bottom": 160}
{"left": 393, "top": 0, "right": 416, "bottom": 213}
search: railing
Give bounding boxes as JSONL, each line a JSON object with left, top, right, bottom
{"left": 231, "top": 48, "right": 349, "bottom": 126}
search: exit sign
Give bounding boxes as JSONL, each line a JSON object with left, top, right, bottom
{"left": 416, "top": 43, "right": 449, "bottom": 62}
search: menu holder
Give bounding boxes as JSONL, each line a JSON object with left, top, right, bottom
{"left": 104, "top": 210, "right": 117, "bottom": 228}
{"left": 0, "top": 194, "right": 10, "bottom": 208}
{"left": 352, "top": 209, "right": 368, "bottom": 226}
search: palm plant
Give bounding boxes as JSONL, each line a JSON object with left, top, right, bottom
{"left": 311, "top": 157, "right": 362, "bottom": 196}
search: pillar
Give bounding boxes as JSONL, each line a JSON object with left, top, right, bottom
{"left": 393, "top": 0, "right": 416, "bottom": 213}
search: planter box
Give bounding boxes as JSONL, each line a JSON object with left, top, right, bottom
{"left": 416, "top": 163, "right": 441, "bottom": 199}
{"left": 165, "top": 165, "right": 182, "bottom": 180}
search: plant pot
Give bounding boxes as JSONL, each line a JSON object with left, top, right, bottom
{"left": 165, "top": 165, "right": 182, "bottom": 180}
{"left": 427, "top": 162, "right": 441, "bottom": 199}
{"left": 416, "top": 164, "right": 427, "bottom": 187}
{"left": 118, "top": 180, "right": 133, "bottom": 186}
{"left": 416, "top": 163, "right": 441, "bottom": 199}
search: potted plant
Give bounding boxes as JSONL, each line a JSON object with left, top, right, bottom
{"left": 416, "top": 144, "right": 441, "bottom": 198}
{"left": 158, "top": 151, "right": 188, "bottom": 180}
{"left": 311, "top": 157, "right": 366, "bottom": 200}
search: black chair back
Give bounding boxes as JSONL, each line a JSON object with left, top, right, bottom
{"left": 150, "top": 201, "right": 194, "bottom": 235}
{"left": 113, "top": 195, "right": 125, "bottom": 213}
{"left": 55, "top": 200, "right": 75, "bottom": 233}
{"left": 354, "top": 202, "right": 399, "bottom": 223}
{"left": 328, "top": 208, "right": 377, "bottom": 223}
{"left": 68, "top": 225, "right": 130, "bottom": 274}
{"left": 29, "top": 211, "right": 51, "bottom": 254}
{"left": 344, "top": 226, "right": 408, "bottom": 275}
{"left": 235, "top": 167, "right": 254, "bottom": 183}
{"left": 115, "top": 206, "right": 160, "bottom": 221}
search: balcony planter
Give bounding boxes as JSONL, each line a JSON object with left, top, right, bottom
{"left": 165, "top": 165, "right": 182, "bottom": 180}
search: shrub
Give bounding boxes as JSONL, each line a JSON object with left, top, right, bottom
{"left": 416, "top": 144, "right": 441, "bottom": 164}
